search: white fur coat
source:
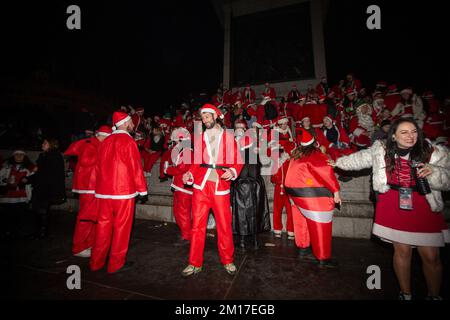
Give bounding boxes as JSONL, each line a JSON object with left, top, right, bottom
{"left": 335, "top": 140, "right": 450, "bottom": 212}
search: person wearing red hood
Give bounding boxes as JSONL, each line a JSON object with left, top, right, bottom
{"left": 285, "top": 129, "right": 341, "bottom": 267}
{"left": 163, "top": 127, "right": 193, "bottom": 245}
{"left": 64, "top": 125, "right": 112, "bottom": 258}
{"left": 90, "top": 112, "right": 147, "bottom": 274}
{"left": 181, "top": 104, "right": 243, "bottom": 277}
{"left": 384, "top": 84, "right": 401, "bottom": 111}
{"left": 241, "top": 84, "right": 256, "bottom": 104}
{"left": 262, "top": 82, "right": 277, "bottom": 100}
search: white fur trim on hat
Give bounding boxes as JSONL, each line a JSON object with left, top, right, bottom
{"left": 278, "top": 118, "right": 289, "bottom": 124}
{"left": 115, "top": 115, "right": 131, "bottom": 128}
{"left": 201, "top": 107, "right": 224, "bottom": 119}
{"left": 300, "top": 138, "right": 315, "bottom": 147}
{"left": 96, "top": 132, "right": 111, "bottom": 137}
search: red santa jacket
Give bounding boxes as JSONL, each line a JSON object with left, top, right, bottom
{"left": 349, "top": 117, "right": 372, "bottom": 148}
{"left": 64, "top": 137, "right": 101, "bottom": 194}
{"left": 270, "top": 127, "right": 296, "bottom": 155}
{"left": 242, "top": 88, "right": 256, "bottom": 104}
{"left": 285, "top": 150, "right": 340, "bottom": 213}
{"left": 188, "top": 128, "right": 243, "bottom": 195}
{"left": 297, "top": 102, "right": 327, "bottom": 128}
{"left": 95, "top": 130, "right": 147, "bottom": 199}
{"left": 423, "top": 113, "right": 446, "bottom": 140}
{"left": 164, "top": 146, "right": 193, "bottom": 195}
{"left": 384, "top": 93, "right": 401, "bottom": 111}
{"left": 262, "top": 87, "right": 277, "bottom": 99}
{"left": 0, "top": 162, "right": 35, "bottom": 203}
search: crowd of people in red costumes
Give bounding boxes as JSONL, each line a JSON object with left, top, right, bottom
{"left": 107, "top": 73, "right": 449, "bottom": 183}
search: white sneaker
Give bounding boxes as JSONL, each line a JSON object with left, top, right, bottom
{"left": 273, "top": 230, "right": 282, "bottom": 238}
{"left": 74, "top": 248, "right": 91, "bottom": 258}
{"left": 287, "top": 232, "right": 295, "bottom": 240}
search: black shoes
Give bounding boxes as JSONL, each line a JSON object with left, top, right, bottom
{"left": 298, "top": 247, "right": 316, "bottom": 261}
{"left": 338, "top": 175, "right": 352, "bottom": 182}
{"left": 159, "top": 177, "right": 169, "bottom": 183}
{"left": 314, "top": 259, "right": 339, "bottom": 268}
{"left": 174, "top": 237, "right": 190, "bottom": 247}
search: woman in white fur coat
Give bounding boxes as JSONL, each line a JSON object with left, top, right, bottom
{"left": 331, "top": 117, "right": 450, "bottom": 300}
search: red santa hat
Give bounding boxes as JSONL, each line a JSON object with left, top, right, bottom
{"left": 134, "top": 131, "right": 144, "bottom": 140}
{"left": 260, "top": 96, "right": 272, "bottom": 105}
{"left": 96, "top": 125, "right": 112, "bottom": 137}
{"left": 112, "top": 111, "right": 131, "bottom": 130}
{"left": 345, "top": 87, "right": 357, "bottom": 96}
{"left": 318, "top": 94, "right": 326, "bottom": 102}
{"left": 300, "top": 116, "right": 311, "bottom": 124}
{"left": 234, "top": 119, "right": 248, "bottom": 129}
{"left": 299, "top": 129, "right": 315, "bottom": 147}
{"left": 387, "top": 84, "right": 397, "bottom": 92}
{"left": 170, "top": 127, "right": 191, "bottom": 141}
{"left": 323, "top": 114, "right": 335, "bottom": 124}
{"left": 277, "top": 116, "right": 289, "bottom": 125}
{"left": 422, "top": 91, "right": 434, "bottom": 99}
{"left": 200, "top": 103, "right": 224, "bottom": 119}
{"left": 400, "top": 87, "right": 413, "bottom": 95}
{"left": 376, "top": 80, "right": 388, "bottom": 88}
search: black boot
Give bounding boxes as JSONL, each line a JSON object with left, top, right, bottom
{"left": 298, "top": 247, "right": 316, "bottom": 261}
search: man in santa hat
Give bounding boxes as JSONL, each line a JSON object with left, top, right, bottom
{"left": 131, "top": 107, "right": 145, "bottom": 133}
{"left": 90, "top": 112, "right": 147, "bottom": 273}
{"left": 163, "top": 127, "right": 193, "bottom": 246}
{"left": 180, "top": 104, "right": 243, "bottom": 276}
{"left": 391, "top": 87, "right": 426, "bottom": 128}
{"left": 64, "top": 125, "right": 112, "bottom": 258}
{"left": 349, "top": 103, "right": 376, "bottom": 150}
{"left": 315, "top": 77, "right": 329, "bottom": 97}
{"left": 321, "top": 115, "right": 354, "bottom": 161}
{"left": 345, "top": 73, "right": 362, "bottom": 92}
{"left": 241, "top": 84, "right": 256, "bottom": 105}
{"left": 269, "top": 116, "right": 296, "bottom": 155}
{"left": 287, "top": 84, "right": 302, "bottom": 103}
{"left": 285, "top": 129, "right": 341, "bottom": 267}
{"left": 262, "top": 82, "right": 277, "bottom": 100}
{"left": 383, "top": 84, "right": 401, "bottom": 111}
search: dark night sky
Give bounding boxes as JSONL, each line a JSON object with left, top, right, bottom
{"left": 1, "top": 0, "right": 449, "bottom": 115}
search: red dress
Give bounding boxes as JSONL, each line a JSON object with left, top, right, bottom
{"left": 373, "top": 157, "right": 449, "bottom": 247}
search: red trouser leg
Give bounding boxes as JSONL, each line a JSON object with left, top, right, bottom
{"left": 72, "top": 193, "right": 97, "bottom": 254}
{"left": 272, "top": 184, "right": 284, "bottom": 231}
{"left": 173, "top": 191, "right": 192, "bottom": 241}
{"left": 143, "top": 152, "right": 161, "bottom": 173}
{"left": 290, "top": 199, "right": 310, "bottom": 249}
{"left": 90, "top": 198, "right": 135, "bottom": 273}
{"left": 304, "top": 215, "right": 332, "bottom": 260}
{"left": 284, "top": 194, "right": 294, "bottom": 233}
{"left": 188, "top": 181, "right": 234, "bottom": 267}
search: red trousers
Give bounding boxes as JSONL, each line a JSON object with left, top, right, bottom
{"left": 290, "top": 199, "right": 333, "bottom": 260}
{"left": 72, "top": 194, "right": 97, "bottom": 254}
{"left": 189, "top": 181, "right": 234, "bottom": 267}
{"left": 272, "top": 184, "right": 294, "bottom": 232}
{"left": 142, "top": 151, "right": 162, "bottom": 174}
{"left": 173, "top": 191, "right": 192, "bottom": 240}
{"left": 90, "top": 198, "right": 135, "bottom": 273}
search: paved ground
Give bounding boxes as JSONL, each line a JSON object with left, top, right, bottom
{"left": 2, "top": 209, "right": 449, "bottom": 300}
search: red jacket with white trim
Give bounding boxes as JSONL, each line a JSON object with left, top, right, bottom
{"left": 188, "top": 128, "right": 243, "bottom": 195}
{"left": 64, "top": 137, "right": 101, "bottom": 194}
{"left": 95, "top": 130, "right": 147, "bottom": 199}
{"left": 164, "top": 146, "right": 193, "bottom": 195}
{"left": 0, "top": 162, "right": 35, "bottom": 203}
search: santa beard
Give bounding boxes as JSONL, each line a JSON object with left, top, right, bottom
{"left": 357, "top": 112, "right": 374, "bottom": 132}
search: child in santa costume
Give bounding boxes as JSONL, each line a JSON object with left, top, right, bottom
{"left": 64, "top": 125, "right": 112, "bottom": 257}
{"left": 91, "top": 112, "right": 147, "bottom": 274}
{"left": 285, "top": 129, "right": 341, "bottom": 267}
{"left": 181, "top": 104, "right": 243, "bottom": 277}
{"left": 163, "top": 127, "right": 193, "bottom": 245}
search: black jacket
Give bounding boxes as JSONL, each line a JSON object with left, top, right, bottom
{"left": 30, "top": 151, "right": 66, "bottom": 206}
